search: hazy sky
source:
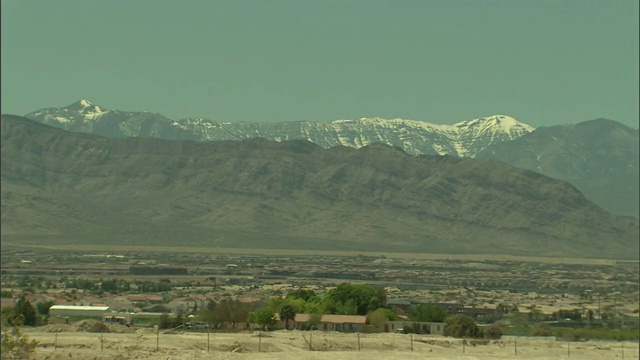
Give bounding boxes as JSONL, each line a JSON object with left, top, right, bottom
{"left": 2, "top": 0, "right": 638, "bottom": 127}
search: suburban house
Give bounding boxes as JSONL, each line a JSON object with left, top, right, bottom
{"left": 127, "top": 294, "right": 163, "bottom": 304}
{"left": 170, "top": 295, "right": 211, "bottom": 314}
{"left": 276, "top": 313, "right": 367, "bottom": 332}
{"left": 382, "top": 321, "right": 446, "bottom": 335}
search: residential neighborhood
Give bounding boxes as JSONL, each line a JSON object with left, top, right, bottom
{"left": 1, "top": 247, "right": 637, "bottom": 341}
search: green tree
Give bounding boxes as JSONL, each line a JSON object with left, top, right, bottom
{"left": 265, "top": 296, "right": 285, "bottom": 313}
{"left": 531, "top": 323, "right": 553, "bottom": 337}
{"left": 68, "top": 278, "right": 96, "bottom": 290}
{"left": 527, "top": 308, "right": 545, "bottom": 323}
{"left": 553, "top": 309, "right": 582, "bottom": 322}
{"left": 1, "top": 316, "right": 38, "bottom": 359}
{"left": 307, "top": 313, "right": 322, "bottom": 330}
{"left": 248, "top": 308, "right": 276, "bottom": 331}
{"left": 284, "top": 298, "right": 307, "bottom": 313}
{"left": 287, "top": 289, "right": 317, "bottom": 302}
{"left": 1, "top": 307, "right": 15, "bottom": 325}
{"left": 158, "top": 313, "right": 172, "bottom": 329}
{"left": 173, "top": 311, "right": 185, "bottom": 328}
{"left": 205, "top": 298, "right": 251, "bottom": 328}
{"left": 483, "top": 324, "right": 504, "bottom": 339}
{"left": 199, "top": 300, "right": 220, "bottom": 327}
{"left": 444, "top": 315, "right": 482, "bottom": 338}
{"left": 11, "top": 295, "right": 37, "bottom": 326}
{"left": 331, "top": 298, "right": 358, "bottom": 315}
{"left": 18, "top": 276, "right": 43, "bottom": 290}
{"left": 303, "top": 300, "right": 324, "bottom": 315}
{"left": 36, "top": 300, "right": 55, "bottom": 317}
{"left": 367, "top": 308, "right": 396, "bottom": 326}
{"left": 409, "top": 304, "right": 448, "bottom": 322}
{"left": 279, "top": 304, "right": 296, "bottom": 330}
{"left": 325, "top": 283, "right": 386, "bottom": 315}
{"left": 100, "top": 279, "right": 117, "bottom": 293}
{"left": 402, "top": 322, "right": 431, "bottom": 334}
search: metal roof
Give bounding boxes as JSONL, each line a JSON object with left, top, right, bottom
{"left": 49, "top": 305, "right": 110, "bottom": 311}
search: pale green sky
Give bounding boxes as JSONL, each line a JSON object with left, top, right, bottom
{"left": 1, "top": 0, "right": 638, "bottom": 127}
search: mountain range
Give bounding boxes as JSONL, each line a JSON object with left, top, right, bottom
{"left": 1, "top": 115, "right": 638, "bottom": 259}
{"left": 24, "top": 100, "right": 639, "bottom": 216}
{"left": 25, "top": 100, "right": 534, "bottom": 158}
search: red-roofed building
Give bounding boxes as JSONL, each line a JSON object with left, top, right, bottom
{"left": 275, "top": 313, "right": 367, "bottom": 332}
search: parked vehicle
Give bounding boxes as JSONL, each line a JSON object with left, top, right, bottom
{"left": 185, "top": 321, "right": 208, "bottom": 329}
{"left": 104, "top": 315, "right": 131, "bottom": 327}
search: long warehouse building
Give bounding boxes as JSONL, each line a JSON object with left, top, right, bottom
{"left": 49, "top": 305, "right": 111, "bottom": 318}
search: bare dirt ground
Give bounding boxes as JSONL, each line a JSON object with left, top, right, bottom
{"left": 22, "top": 323, "right": 639, "bottom": 360}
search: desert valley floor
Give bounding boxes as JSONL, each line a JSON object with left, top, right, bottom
{"left": 23, "top": 326, "right": 639, "bottom": 360}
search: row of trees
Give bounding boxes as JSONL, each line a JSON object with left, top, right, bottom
{"left": 239, "top": 283, "right": 489, "bottom": 336}
{"left": 197, "top": 298, "right": 252, "bottom": 329}
{"left": 242, "top": 283, "right": 391, "bottom": 330}
{"left": 8, "top": 276, "right": 175, "bottom": 294}
{"left": 2, "top": 283, "right": 485, "bottom": 340}
{"left": 258, "top": 284, "right": 388, "bottom": 317}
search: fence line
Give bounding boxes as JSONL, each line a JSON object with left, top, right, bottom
{"left": 21, "top": 329, "right": 638, "bottom": 358}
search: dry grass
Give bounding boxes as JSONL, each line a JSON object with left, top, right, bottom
{"left": 22, "top": 328, "right": 639, "bottom": 360}
{"left": 1, "top": 242, "right": 622, "bottom": 265}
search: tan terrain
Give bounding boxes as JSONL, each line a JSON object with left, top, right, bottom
{"left": 19, "top": 322, "right": 639, "bottom": 360}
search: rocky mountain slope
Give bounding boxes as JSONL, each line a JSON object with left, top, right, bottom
{"left": 2, "top": 115, "right": 637, "bottom": 259}
{"left": 25, "top": 100, "right": 534, "bottom": 158}
{"left": 23, "top": 100, "right": 640, "bottom": 216}
{"left": 477, "top": 119, "right": 639, "bottom": 216}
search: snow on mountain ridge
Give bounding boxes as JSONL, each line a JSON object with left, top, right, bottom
{"left": 55, "top": 99, "right": 108, "bottom": 121}
{"left": 25, "top": 100, "right": 536, "bottom": 158}
{"left": 455, "top": 115, "right": 534, "bottom": 132}
{"left": 79, "top": 99, "right": 93, "bottom": 107}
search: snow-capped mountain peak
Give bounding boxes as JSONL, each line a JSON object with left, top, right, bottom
{"left": 455, "top": 115, "right": 532, "bottom": 130}
{"left": 455, "top": 115, "right": 534, "bottom": 137}
{"left": 79, "top": 99, "right": 93, "bottom": 107}
{"left": 25, "top": 102, "right": 536, "bottom": 158}
{"left": 29, "top": 99, "right": 109, "bottom": 125}
{"left": 63, "top": 99, "right": 106, "bottom": 114}
{"left": 446, "top": 115, "right": 535, "bottom": 157}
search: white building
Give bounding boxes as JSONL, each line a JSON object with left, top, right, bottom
{"left": 49, "top": 305, "right": 110, "bottom": 318}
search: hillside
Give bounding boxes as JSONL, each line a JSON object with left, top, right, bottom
{"left": 1, "top": 115, "right": 638, "bottom": 259}
{"left": 477, "top": 119, "right": 639, "bottom": 216}
{"left": 25, "top": 101, "right": 640, "bottom": 216}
